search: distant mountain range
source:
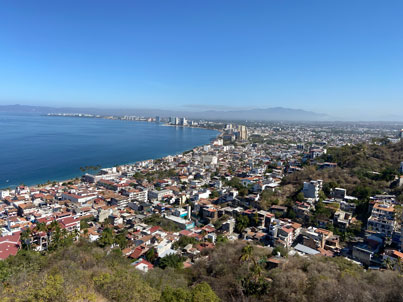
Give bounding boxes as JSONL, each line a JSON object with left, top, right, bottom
{"left": 0, "top": 104, "right": 334, "bottom": 121}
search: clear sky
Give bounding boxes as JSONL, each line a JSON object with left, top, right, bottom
{"left": 0, "top": 0, "right": 402, "bottom": 119}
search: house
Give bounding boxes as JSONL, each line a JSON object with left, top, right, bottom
{"left": 58, "top": 216, "right": 80, "bottom": 232}
{"left": 317, "top": 162, "right": 337, "bottom": 170}
{"left": 129, "top": 246, "right": 148, "bottom": 260}
{"left": 352, "top": 235, "right": 383, "bottom": 266}
{"left": 333, "top": 210, "right": 353, "bottom": 230}
{"left": 309, "top": 147, "right": 326, "bottom": 159}
{"left": 131, "top": 259, "right": 154, "bottom": 272}
{"left": 86, "top": 228, "right": 100, "bottom": 242}
{"left": 0, "top": 233, "right": 21, "bottom": 260}
{"left": 293, "top": 201, "right": 312, "bottom": 221}
{"left": 278, "top": 226, "right": 294, "bottom": 248}
{"left": 201, "top": 206, "right": 218, "bottom": 223}
{"left": 269, "top": 205, "right": 287, "bottom": 217}
{"left": 294, "top": 243, "right": 320, "bottom": 256}
{"left": 382, "top": 250, "right": 403, "bottom": 270}
{"left": 164, "top": 215, "right": 195, "bottom": 230}
{"left": 333, "top": 188, "right": 346, "bottom": 200}
{"left": 266, "top": 257, "right": 285, "bottom": 269}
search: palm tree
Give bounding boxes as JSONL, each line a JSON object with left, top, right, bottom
{"left": 240, "top": 244, "right": 254, "bottom": 264}
{"left": 35, "top": 222, "right": 47, "bottom": 233}
{"left": 250, "top": 261, "right": 263, "bottom": 281}
{"left": 20, "top": 228, "right": 32, "bottom": 250}
{"left": 384, "top": 257, "right": 394, "bottom": 270}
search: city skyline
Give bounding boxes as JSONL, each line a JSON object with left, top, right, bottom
{"left": 1, "top": 1, "right": 403, "bottom": 120}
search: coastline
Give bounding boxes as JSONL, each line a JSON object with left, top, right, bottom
{"left": 0, "top": 115, "right": 220, "bottom": 189}
{"left": 17, "top": 140, "right": 215, "bottom": 189}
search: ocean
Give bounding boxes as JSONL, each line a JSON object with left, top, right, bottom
{"left": 0, "top": 113, "right": 218, "bottom": 188}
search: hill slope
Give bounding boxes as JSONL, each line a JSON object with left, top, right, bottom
{"left": 0, "top": 241, "right": 401, "bottom": 302}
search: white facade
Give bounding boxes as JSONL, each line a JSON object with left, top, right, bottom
{"left": 202, "top": 155, "right": 218, "bottom": 165}
{"left": 148, "top": 189, "right": 173, "bottom": 201}
{"left": 302, "top": 180, "right": 323, "bottom": 201}
{"left": 0, "top": 190, "right": 10, "bottom": 199}
{"left": 367, "top": 203, "right": 396, "bottom": 237}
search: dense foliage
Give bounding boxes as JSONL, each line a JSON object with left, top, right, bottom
{"left": 0, "top": 241, "right": 218, "bottom": 302}
{"left": 144, "top": 214, "right": 181, "bottom": 232}
{"left": 188, "top": 242, "right": 402, "bottom": 302}
{"left": 284, "top": 140, "right": 403, "bottom": 199}
{"left": 0, "top": 241, "right": 402, "bottom": 302}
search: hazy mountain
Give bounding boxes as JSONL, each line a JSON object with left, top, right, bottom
{"left": 0, "top": 104, "right": 332, "bottom": 121}
{"left": 185, "top": 107, "right": 331, "bottom": 121}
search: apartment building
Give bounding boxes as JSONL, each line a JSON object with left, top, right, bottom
{"left": 367, "top": 202, "right": 396, "bottom": 237}
{"left": 302, "top": 180, "right": 323, "bottom": 201}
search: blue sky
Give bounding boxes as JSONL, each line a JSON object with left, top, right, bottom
{"left": 0, "top": 0, "right": 402, "bottom": 119}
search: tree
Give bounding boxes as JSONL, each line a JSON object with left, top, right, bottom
{"left": 159, "top": 254, "right": 185, "bottom": 269}
{"left": 173, "top": 236, "right": 197, "bottom": 249}
{"left": 235, "top": 215, "right": 249, "bottom": 233}
{"left": 286, "top": 208, "right": 296, "bottom": 220}
{"left": 240, "top": 244, "right": 254, "bottom": 264}
{"left": 160, "top": 287, "right": 191, "bottom": 302}
{"left": 383, "top": 257, "right": 394, "bottom": 270}
{"left": 160, "top": 283, "right": 220, "bottom": 302}
{"left": 259, "top": 190, "right": 279, "bottom": 210}
{"left": 35, "top": 222, "right": 47, "bottom": 233}
{"left": 191, "top": 282, "right": 220, "bottom": 302}
{"left": 98, "top": 228, "right": 114, "bottom": 248}
{"left": 238, "top": 187, "right": 248, "bottom": 197}
{"left": 250, "top": 213, "right": 260, "bottom": 227}
{"left": 216, "top": 235, "right": 228, "bottom": 244}
{"left": 210, "top": 190, "right": 220, "bottom": 199}
{"left": 296, "top": 192, "right": 305, "bottom": 201}
{"left": 80, "top": 218, "right": 91, "bottom": 230}
{"left": 114, "top": 230, "right": 128, "bottom": 249}
{"left": 145, "top": 247, "right": 157, "bottom": 263}
{"left": 20, "top": 228, "right": 32, "bottom": 250}
{"left": 318, "top": 190, "right": 326, "bottom": 201}
{"left": 352, "top": 185, "right": 372, "bottom": 201}
{"left": 272, "top": 246, "right": 288, "bottom": 257}
{"left": 93, "top": 270, "right": 159, "bottom": 302}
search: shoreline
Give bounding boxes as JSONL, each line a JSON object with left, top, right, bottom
{"left": 44, "top": 113, "right": 222, "bottom": 132}
{"left": 1, "top": 119, "right": 221, "bottom": 190}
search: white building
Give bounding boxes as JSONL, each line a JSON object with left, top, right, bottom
{"left": 148, "top": 189, "right": 173, "bottom": 201}
{"left": 202, "top": 155, "right": 218, "bottom": 165}
{"left": 237, "top": 125, "right": 248, "bottom": 140}
{"left": 302, "top": 180, "right": 323, "bottom": 201}
{"left": 0, "top": 190, "right": 10, "bottom": 199}
{"left": 333, "top": 188, "right": 346, "bottom": 200}
{"left": 180, "top": 117, "right": 187, "bottom": 126}
{"left": 222, "top": 218, "right": 235, "bottom": 234}
{"left": 203, "top": 145, "right": 211, "bottom": 152}
{"left": 61, "top": 192, "right": 97, "bottom": 204}
{"left": 367, "top": 203, "right": 396, "bottom": 237}
{"left": 212, "top": 139, "right": 223, "bottom": 146}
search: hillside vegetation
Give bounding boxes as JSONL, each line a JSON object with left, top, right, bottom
{"left": 0, "top": 241, "right": 402, "bottom": 302}
{"left": 284, "top": 140, "right": 403, "bottom": 200}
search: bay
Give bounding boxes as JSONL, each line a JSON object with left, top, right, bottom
{"left": 0, "top": 113, "right": 218, "bottom": 188}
